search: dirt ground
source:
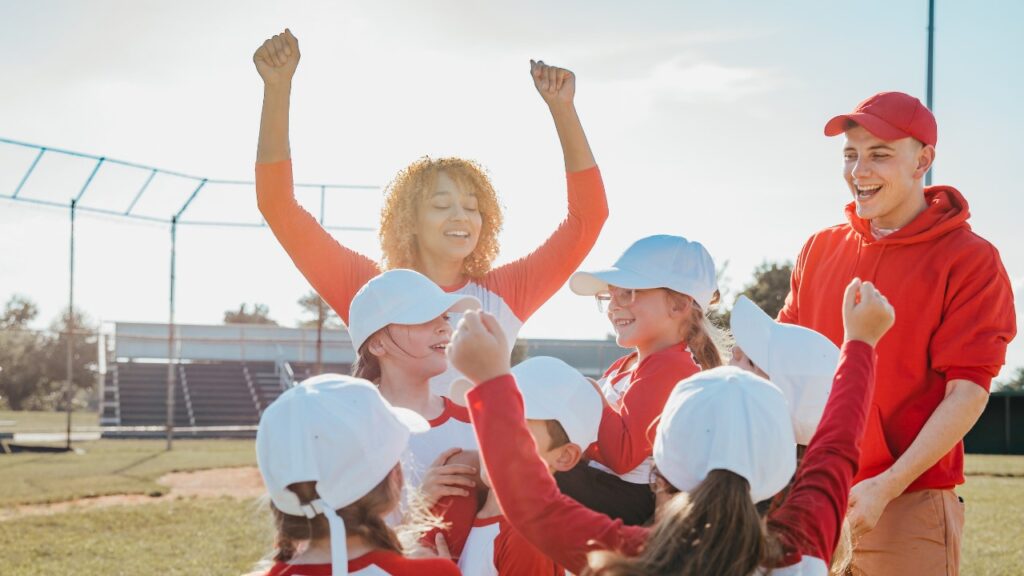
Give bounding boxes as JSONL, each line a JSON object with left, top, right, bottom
{"left": 0, "top": 466, "right": 264, "bottom": 521}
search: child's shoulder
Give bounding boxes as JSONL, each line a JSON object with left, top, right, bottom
{"left": 354, "top": 550, "right": 460, "bottom": 575}
{"left": 638, "top": 343, "right": 701, "bottom": 374}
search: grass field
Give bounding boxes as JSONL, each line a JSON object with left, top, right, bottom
{"left": 1, "top": 427, "right": 1022, "bottom": 574}
{"left": 0, "top": 439, "right": 257, "bottom": 506}
{"left": 0, "top": 409, "right": 98, "bottom": 432}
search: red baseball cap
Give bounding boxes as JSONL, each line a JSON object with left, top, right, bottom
{"left": 824, "top": 92, "right": 937, "bottom": 147}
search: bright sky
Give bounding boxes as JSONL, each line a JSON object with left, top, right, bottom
{"left": 1, "top": 0, "right": 1021, "bottom": 379}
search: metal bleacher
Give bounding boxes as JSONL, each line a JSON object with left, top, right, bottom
{"left": 99, "top": 321, "right": 623, "bottom": 436}
{"left": 101, "top": 322, "right": 356, "bottom": 435}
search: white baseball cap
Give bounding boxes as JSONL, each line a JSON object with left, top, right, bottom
{"left": 511, "top": 356, "right": 603, "bottom": 449}
{"left": 569, "top": 235, "right": 718, "bottom": 310}
{"left": 348, "top": 269, "right": 481, "bottom": 352}
{"left": 653, "top": 366, "right": 796, "bottom": 503}
{"left": 730, "top": 296, "right": 840, "bottom": 445}
{"left": 256, "top": 373, "right": 429, "bottom": 576}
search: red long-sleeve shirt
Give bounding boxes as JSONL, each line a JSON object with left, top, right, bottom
{"left": 587, "top": 343, "right": 701, "bottom": 477}
{"left": 467, "top": 341, "right": 876, "bottom": 575}
{"left": 779, "top": 186, "right": 1016, "bottom": 491}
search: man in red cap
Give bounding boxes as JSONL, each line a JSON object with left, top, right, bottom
{"left": 778, "top": 92, "right": 1016, "bottom": 575}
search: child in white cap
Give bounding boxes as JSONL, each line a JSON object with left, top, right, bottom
{"left": 348, "top": 268, "right": 483, "bottom": 558}
{"left": 457, "top": 356, "right": 603, "bottom": 576}
{"left": 730, "top": 295, "right": 841, "bottom": 450}
{"left": 254, "top": 374, "right": 459, "bottom": 576}
{"left": 560, "top": 234, "right": 726, "bottom": 525}
{"left": 448, "top": 278, "right": 894, "bottom": 576}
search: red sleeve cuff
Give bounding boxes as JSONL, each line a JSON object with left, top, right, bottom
{"left": 465, "top": 374, "right": 517, "bottom": 408}
{"left": 841, "top": 339, "right": 875, "bottom": 357}
{"left": 945, "top": 367, "right": 997, "bottom": 391}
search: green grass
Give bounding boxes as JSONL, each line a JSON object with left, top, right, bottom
{"left": 0, "top": 439, "right": 256, "bottom": 506}
{"left": 0, "top": 497, "right": 273, "bottom": 576}
{"left": 963, "top": 453, "right": 1024, "bottom": 477}
{"left": 0, "top": 409, "right": 98, "bottom": 433}
{"left": 0, "top": 442, "right": 1020, "bottom": 574}
{"left": 960, "top": 473, "right": 1024, "bottom": 575}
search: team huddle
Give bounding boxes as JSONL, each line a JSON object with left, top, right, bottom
{"left": 247, "top": 29, "right": 1017, "bottom": 576}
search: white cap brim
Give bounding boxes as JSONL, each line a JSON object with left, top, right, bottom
{"left": 352, "top": 292, "right": 479, "bottom": 351}
{"left": 730, "top": 296, "right": 774, "bottom": 371}
{"left": 391, "top": 405, "right": 431, "bottom": 435}
{"left": 570, "top": 267, "right": 666, "bottom": 296}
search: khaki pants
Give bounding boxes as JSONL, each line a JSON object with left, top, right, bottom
{"left": 850, "top": 489, "right": 964, "bottom": 576}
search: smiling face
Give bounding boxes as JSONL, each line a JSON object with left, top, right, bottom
{"left": 413, "top": 171, "right": 483, "bottom": 273}
{"left": 843, "top": 125, "right": 934, "bottom": 229}
{"left": 606, "top": 286, "right": 688, "bottom": 355}
{"left": 370, "top": 313, "right": 453, "bottom": 380}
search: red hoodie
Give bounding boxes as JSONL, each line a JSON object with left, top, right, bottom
{"left": 779, "top": 186, "right": 1016, "bottom": 492}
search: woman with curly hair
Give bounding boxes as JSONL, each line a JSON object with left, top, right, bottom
{"left": 253, "top": 29, "right": 608, "bottom": 393}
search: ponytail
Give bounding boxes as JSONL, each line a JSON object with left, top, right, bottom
{"left": 668, "top": 290, "right": 729, "bottom": 370}
{"left": 352, "top": 340, "right": 382, "bottom": 383}
{"left": 586, "top": 470, "right": 781, "bottom": 576}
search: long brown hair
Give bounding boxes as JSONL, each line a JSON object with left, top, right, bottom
{"left": 586, "top": 469, "right": 782, "bottom": 576}
{"left": 352, "top": 339, "right": 382, "bottom": 383}
{"left": 270, "top": 473, "right": 402, "bottom": 563}
{"left": 666, "top": 290, "right": 728, "bottom": 370}
{"left": 269, "top": 467, "right": 442, "bottom": 564}
{"left": 379, "top": 157, "right": 504, "bottom": 278}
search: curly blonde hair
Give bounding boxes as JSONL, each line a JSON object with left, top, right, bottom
{"left": 379, "top": 157, "right": 503, "bottom": 278}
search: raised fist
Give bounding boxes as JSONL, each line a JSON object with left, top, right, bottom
{"left": 447, "top": 310, "right": 511, "bottom": 385}
{"left": 842, "top": 278, "right": 896, "bottom": 347}
{"left": 254, "top": 29, "right": 300, "bottom": 86}
{"left": 530, "top": 59, "right": 575, "bottom": 107}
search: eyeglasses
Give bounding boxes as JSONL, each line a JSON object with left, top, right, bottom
{"left": 595, "top": 287, "right": 637, "bottom": 313}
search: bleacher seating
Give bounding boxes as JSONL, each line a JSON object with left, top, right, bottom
{"left": 289, "top": 361, "right": 353, "bottom": 382}
{"left": 104, "top": 362, "right": 191, "bottom": 427}
{"left": 183, "top": 362, "right": 259, "bottom": 426}
{"left": 102, "top": 359, "right": 357, "bottom": 429}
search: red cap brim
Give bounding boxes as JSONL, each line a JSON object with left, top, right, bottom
{"left": 824, "top": 112, "right": 912, "bottom": 142}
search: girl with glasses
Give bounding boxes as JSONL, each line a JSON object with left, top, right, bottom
{"left": 556, "top": 234, "right": 726, "bottom": 525}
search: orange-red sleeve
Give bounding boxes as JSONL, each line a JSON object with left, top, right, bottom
{"left": 929, "top": 242, "right": 1017, "bottom": 392}
{"left": 482, "top": 166, "right": 608, "bottom": 321}
{"left": 256, "top": 160, "right": 379, "bottom": 324}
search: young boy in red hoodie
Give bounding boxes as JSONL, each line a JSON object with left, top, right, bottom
{"left": 779, "top": 91, "right": 1017, "bottom": 575}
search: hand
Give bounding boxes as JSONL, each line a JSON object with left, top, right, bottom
{"left": 420, "top": 447, "right": 477, "bottom": 507}
{"left": 434, "top": 534, "right": 451, "bottom": 561}
{"left": 447, "top": 310, "right": 511, "bottom": 384}
{"left": 842, "top": 278, "right": 895, "bottom": 347}
{"left": 253, "top": 29, "right": 300, "bottom": 86}
{"left": 530, "top": 59, "right": 575, "bottom": 108}
{"left": 847, "top": 475, "right": 898, "bottom": 538}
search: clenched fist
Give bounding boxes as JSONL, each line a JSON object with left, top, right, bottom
{"left": 842, "top": 278, "right": 896, "bottom": 347}
{"left": 254, "top": 29, "right": 300, "bottom": 86}
{"left": 530, "top": 59, "right": 575, "bottom": 108}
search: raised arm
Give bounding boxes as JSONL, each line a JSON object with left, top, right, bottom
{"left": 448, "top": 311, "right": 647, "bottom": 574}
{"left": 254, "top": 29, "right": 299, "bottom": 163}
{"left": 252, "top": 29, "right": 378, "bottom": 324}
{"left": 768, "top": 279, "right": 894, "bottom": 566}
{"left": 481, "top": 61, "right": 608, "bottom": 321}
{"left": 531, "top": 60, "right": 595, "bottom": 172}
